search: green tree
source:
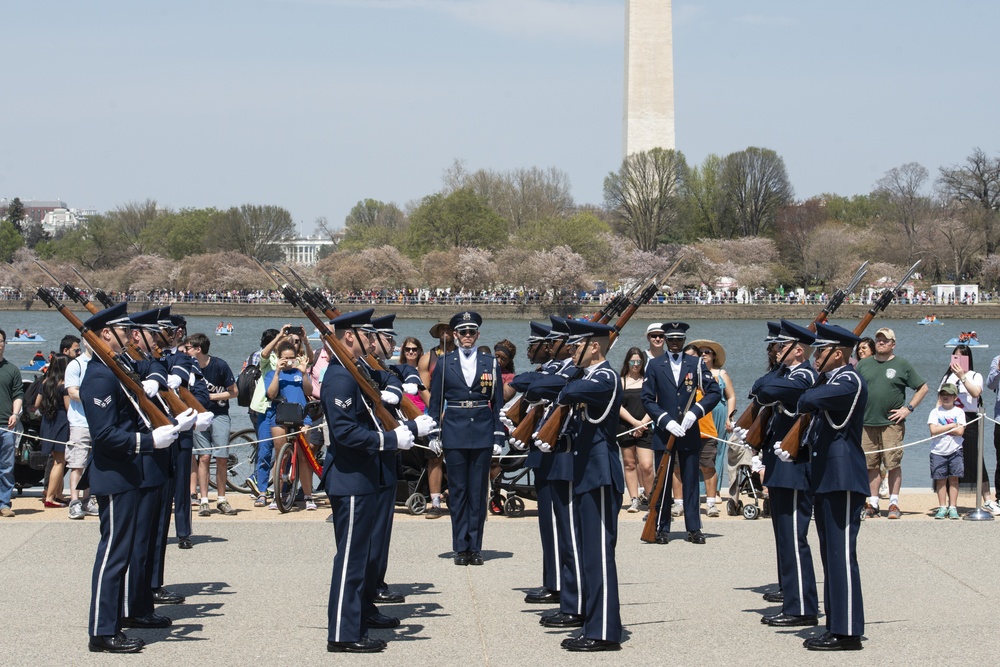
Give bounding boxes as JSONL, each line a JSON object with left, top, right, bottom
{"left": 512, "top": 211, "right": 610, "bottom": 268}
{"left": 603, "top": 148, "right": 688, "bottom": 251}
{"left": 105, "top": 199, "right": 162, "bottom": 255}
{"left": 5, "top": 197, "right": 25, "bottom": 233}
{"left": 937, "top": 147, "right": 1000, "bottom": 254}
{"left": 0, "top": 219, "right": 24, "bottom": 261}
{"left": 405, "top": 189, "right": 507, "bottom": 255}
{"left": 682, "top": 154, "right": 728, "bottom": 238}
{"left": 142, "top": 207, "right": 217, "bottom": 259}
{"left": 720, "top": 147, "right": 794, "bottom": 237}
{"left": 339, "top": 199, "right": 406, "bottom": 252}
{"left": 822, "top": 193, "right": 881, "bottom": 226}
{"left": 212, "top": 204, "right": 296, "bottom": 260}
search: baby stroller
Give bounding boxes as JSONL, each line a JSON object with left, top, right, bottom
{"left": 488, "top": 445, "right": 537, "bottom": 518}
{"left": 726, "top": 440, "right": 770, "bottom": 520}
{"left": 394, "top": 445, "right": 450, "bottom": 516}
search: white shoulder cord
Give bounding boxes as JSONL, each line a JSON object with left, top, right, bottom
{"left": 823, "top": 368, "right": 862, "bottom": 430}
{"left": 584, "top": 365, "right": 618, "bottom": 424}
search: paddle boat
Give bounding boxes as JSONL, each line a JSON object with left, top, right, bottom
{"left": 944, "top": 331, "right": 988, "bottom": 348}
{"left": 9, "top": 332, "right": 45, "bottom": 344}
{"left": 19, "top": 352, "right": 48, "bottom": 372}
{"left": 215, "top": 322, "right": 235, "bottom": 336}
{"left": 917, "top": 316, "right": 943, "bottom": 325}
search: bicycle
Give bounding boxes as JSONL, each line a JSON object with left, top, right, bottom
{"left": 207, "top": 428, "right": 258, "bottom": 494}
{"left": 274, "top": 426, "right": 325, "bottom": 513}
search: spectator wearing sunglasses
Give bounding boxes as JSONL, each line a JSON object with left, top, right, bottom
{"left": 645, "top": 323, "right": 666, "bottom": 360}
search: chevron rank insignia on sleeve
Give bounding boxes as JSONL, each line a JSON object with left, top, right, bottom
{"left": 93, "top": 396, "right": 112, "bottom": 409}
{"left": 334, "top": 397, "right": 352, "bottom": 410}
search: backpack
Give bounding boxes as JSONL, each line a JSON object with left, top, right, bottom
{"left": 235, "top": 355, "right": 261, "bottom": 408}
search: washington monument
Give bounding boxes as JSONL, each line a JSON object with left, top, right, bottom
{"left": 623, "top": 0, "right": 675, "bottom": 157}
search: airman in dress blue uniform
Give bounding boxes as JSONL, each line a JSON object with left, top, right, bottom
{"left": 80, "top": 303, "right": 183, "bottom": 653}
{"left": 537, "top": 318, "right": 624, "bottom": 652}
{"left": 642, "top": 322, "right": 721, "bottom": 544}
{"left": 427, "top": 311, "right": 505, "bottom": 566}
{"left": 753, "top": 320, "right": 820, "bottom": 628}
{"left": 786, "top": 322, "right": 868, "bottom": 651}
{"left": 321, "top": 309, "right": 436, "bottom": 653}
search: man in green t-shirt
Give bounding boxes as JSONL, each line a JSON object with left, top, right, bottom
{"left": 856, "top": 327, "right": 928, "bottom": 519}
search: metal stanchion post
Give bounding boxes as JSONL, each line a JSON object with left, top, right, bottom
{"left": 964, "top": 405, "right": 993, "bottom": 521}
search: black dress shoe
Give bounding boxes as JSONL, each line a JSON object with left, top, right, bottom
{"left": 563, "top": 637, "right": 621, "bottom": 652}
{"left": 178, "top": 537, "right": 193, "bottom": 550}
{"left": 765, "top": 613, "right": 818, "bottom": 627}
{"left": 365, "top": 613, "right": 400, "bottom": 629}
{"left": 116, "top": 631, "right": 145, "bottom": 648}
{"left": 540, "top": 612, "right": 585, "bottom": 628}
{"left": 374, "top": 590, "right": 406, "bottom": 604}
{"left": 762, "top": 591, "right": 784, "bottom": 603}
{"left": 524, "top": 588, "right": 560, "bottom": 604}
{"left": 468, "top": 551, "right": 484, "bottom": 566}
{"left": 152, "top": 588, "right": 185, "bottom": 604}
{"left": 654, "top": 532, "right": 669, "bottom": 544}
{"left": 560, "top": 632, "right": 584, "bottom": 647}
{"left": 686, "top": 530, "right": 706, "bottom": 544}
{"left": 89, "top": 634, "right": 144, "bottom": 653}
{"left": 804, "top": 633, "right": 862, "bottom": 651}
{"left": 123, "top": 613, "right": 172, "bottom": 629}
{"left": 454, "top": 551, "right": 470, "bottom": 566}
{"left": 327, "top": 637, "right": 385, "bottom": 653}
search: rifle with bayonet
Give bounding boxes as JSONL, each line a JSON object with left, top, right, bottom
{"left": 736, "top": 261, "right": 870, "bottom": 447}
{"left": 34, "top": 286, "right": 174, "bottom": 429}
{"left": 255, "top": 260, "right": 401, "bottom": 431}
{"left": 278, "top": 265, "right": 425, "bottom": 421}
{"left": 778, "top": 259, "right": 921, "bottom": 458}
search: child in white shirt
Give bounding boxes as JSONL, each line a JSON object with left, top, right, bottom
{"left": 928, "top": 383, "right": 966, "bottom": 519}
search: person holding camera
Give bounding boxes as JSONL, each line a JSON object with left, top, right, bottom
{"left": 265, "top": 338, "right": 315, "bottom": 510}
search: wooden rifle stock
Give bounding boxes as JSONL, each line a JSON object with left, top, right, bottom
{"left": 641, "top": 386, "right": 699, "bottom": 543}
{"left": 257, "top": 263, "right": 400, "bottom": 431}
{"left": 35, "top": 287, "right": 173, "bottom": 429}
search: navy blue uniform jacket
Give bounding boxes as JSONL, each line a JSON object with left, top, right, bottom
{"left": 558, "top": 361, "right": 624, "bottom": 495}
{"left": 520, "top": 359, "right": 578, "bottom": 480}
{"left": 642, "top": 354, "right": 721, "bottom": 452}
{"left": 321, "top": 363, "right": 405, "bottom": 497}
{"left": 427, "top": 350, "right": 504, "bottom": 450}
{"left": 79, "top": 360, "right": 155, "bottom": 495}
{"left": 798, "top": 364, "right": 869, "bottom": 495}
{"left": 755, "top": 362, "right": 818, "bottom": 490}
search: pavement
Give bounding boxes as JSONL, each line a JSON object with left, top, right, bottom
{"left": 1, "top": 486, "right": 998, "bottom": 665}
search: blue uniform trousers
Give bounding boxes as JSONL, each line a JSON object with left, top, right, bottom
{"left": 814, "top": 490, "right": 865, "bottom": 636}
{"left": 768, "top": 487, "right": 818, "bottom": 617}
{"left": 534, "top": 475, "right": 560, "bottom": 593}
{"left": 125, "top": 484, "right": 162, "bottom": 619}
{"left": 550, "top": 480, "right": 581, "bottom": 616}
{"left": 443, "top": 448, "right": 491, "bottom": 554}
{"left": 328, "top": 493, "right": 376, "bottom": 643}
{"left": 172, "top": 437, "right": 193, "bottom": 539}
{"left": 575, "top": 485, "right": 622, "bottom": 642}
{"left": 365, "top": 482, "right": 395, "bottom": 611}
{"left": 151, "top": 447, "right": 177, "bottom": 589}
{"left": 90, "top": 490, "right": 140, "bottom": 637}
{"left": 655, "top": 447, "right": 702, "bottom": 534}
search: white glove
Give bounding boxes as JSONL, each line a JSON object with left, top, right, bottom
{"left": 174, "top": 408, "right": 197, "bottom": 432}
{"left": 533, "top": 437, "right": 552, "bottom": 454}
{"left": 152, "top": 425, "right": 178, "bottom": 449}
{"left": 680, "top": 410, "right": 698, "bottom": 432}
{"left": 773, "top": 440, "right": 792, "bottom": 463}
{"left": 428, "top": 437, "right": 443, "bottom": 456}
{"left": 751, "top": 455, "right": 764, "bottom": 473}
{"left": 508, "top": 436, "right": 528, "bottom": 451}
{"left": 500, "top": 414, "right": 514, "bottom": 431}
{"left": 665, "top": 420, "right": 686, "bottom": 438}
{"left": 393, "top": 424, "right": 415, "bottom": 450}
{"left": 141, "top": 380, "right": 159, "bottom": 398}
{"left": 731, "top": 426, "right": 749, "bottom": 443}
{"left": 401, "top": 383, "right": 418, "bottom": 395}
{"left": 380, "top": 390, "right": 400, "bottom": 406}
{"left": 412, "top": 414, "right": 437, "bottom": 437}
{"left": 167, "top": 374, "right": 183, "bottom": 390}
{"left": 195, "top": 411, "right": 213, "bottom": 432}
{"left": 493, "top": 444, "right": 503, "bottom": 456}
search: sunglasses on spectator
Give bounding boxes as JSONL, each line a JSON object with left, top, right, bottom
{"left": 700, "top": 349, "right": 714, "bottom": 356}
{"left": 403, "top": 347, "right": 420, "bottom": 353}
{"left": 628, "top": 360, "right": 642, "bottom": 366}
{"left": 648, "top": 334, "right": 664, "bottom": 340}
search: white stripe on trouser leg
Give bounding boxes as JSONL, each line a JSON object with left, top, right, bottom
{"left": 335, "top": 495, "right": 355, "bottom": 643}
{"left": 600, "top": 491, "right": 609, "bottom": 640}
{"left": 550, "top": 503, "right": 560, "bottom": 591}
{"left": 568, "top": 483, "right": 582, "bottom": 615}
{"left": 656, "top": 453, "right": 672, "bottom": 526}
{"left": 844, "top": 491, "right": 852, "bottom": 632}
{"left": 123, "top": 562, "right": 131, "bottom": 618}
{"left": 792, "top": 489, "right": 804, "bottom": 616}
{"left": 93, "top": 497, "right": 114, "bottom": 635}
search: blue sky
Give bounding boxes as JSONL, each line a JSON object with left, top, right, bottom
{"left": 4, "top": 1, "right": 998, "bottom": 234}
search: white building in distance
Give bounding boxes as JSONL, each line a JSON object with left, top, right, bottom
{"left": 283, "top": 235, "right": 336, "bottom": 265}
{"left": 624, "top": 0, "right": 675, "bottom": 157}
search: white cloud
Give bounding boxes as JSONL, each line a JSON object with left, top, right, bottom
{"left": 282, "top": 0, "right": 622, "bottom": 43}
